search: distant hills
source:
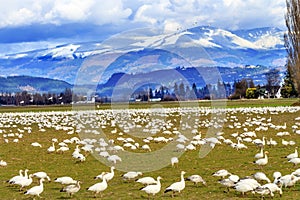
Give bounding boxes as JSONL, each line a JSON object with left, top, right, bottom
{"left": 0, "top": 26, "right": 289, "bottom": 95}
{"left": 0, "top": 26, "right": 286, "bottom": 86}
{"left": 0, "top": 76, "right": 72, "bottom": 93}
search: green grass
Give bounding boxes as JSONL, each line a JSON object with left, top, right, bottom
{"left": 0, "top": 99, "right": 300, "bottom": 199}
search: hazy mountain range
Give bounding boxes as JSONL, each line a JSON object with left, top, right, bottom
{"left": 0, "top": 26, "right": 287, "bottom": 94}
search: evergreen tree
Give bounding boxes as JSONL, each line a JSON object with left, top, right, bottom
{"left": 281, "top": 68, "right": 298, "bottom": 97}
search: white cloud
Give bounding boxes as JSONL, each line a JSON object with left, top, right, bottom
{"left": 0, "top": 0, "right": 286, "bottom": 30}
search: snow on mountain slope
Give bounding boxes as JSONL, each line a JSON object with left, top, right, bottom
{"left": 0, "top": 26, "right": 286, "bottom": 84}
{"left": 37, "top": 44, "right": 80, "bottom": 60}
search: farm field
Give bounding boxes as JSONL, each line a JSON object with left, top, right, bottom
{"left": 1, "top": 99, "right": 300, "bottom": 199}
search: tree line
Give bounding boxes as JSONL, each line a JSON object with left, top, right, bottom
{"left": 0, "top": 88, "right": 85, "bottom": 106}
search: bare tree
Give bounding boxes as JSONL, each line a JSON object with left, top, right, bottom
{"left": 284, "top": 0, "right": 300, "bottom": 95}
{"left": 265, "top": 69, "right": 281, "bottom": 97}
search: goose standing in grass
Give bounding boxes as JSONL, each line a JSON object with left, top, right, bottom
{"left": 47, "top": 142, "right": 56, "bottom": 153}
{"left": 136, "top": 176, "right": 157, "bottom": 185}
{"left": 252, "top": 172, "right": 271, "bottom": 183}
{"left": 122, "top": 171, "right": 143, "bottom": 180}
{"left": 285, "top": 147, "right": 298, "bottom": 159}
{"left": 7, "top": 169, "right": 23, "bottom": 184}
{"left": 233, "top": 178, "right": 260, "bottom": 196}
{"left": 54, "top": 176, "right": 77, "bottom": 185}
{"left": 60, "top": 180, "right": 81, "bottom": 197}
{"left": 212, "top": 169, "right": 231, "bottom": 179}
{"left": 24, "top": 178, "right": 44, "bottom": 198}
{"left": 14, "top": 174, "right": 33, "bottom": 191}
{"left": 140, "top": 176, "right": 162, "bottom": 199}
{"left": 288, "top": 157, "right": 300, "bottom": 166}
{"left": 0, "top": 160, "right": 7, "bottom": 167}
{"left": 171, "top": 157, "right": 179, "bottom": 167}
{"left": 254, "top": 186, "right": 274, "bottom": 199}
{"left": 254, "top": 148, "right": 264, "bottom": 159}
{"left": 275, "top": 174, "right": 300, "bottom": 188}
{"left": 32, "top": 172, "right": 51, "bottom": 182}
{"left": 185, "top": 175, "right": 206, "bottom": 186}
{"left": 164, "top": 171, "right": 186, "bottom": 198}
{"left": 261, "top": 182, "right": 283, "bottom": 197}
{"left": 94, "top": 166, "right": 115, "bottom": 182}
{"left": 87, "top": 177, "right": 108, "bottom": 198}
{"left": 254, "top": 151, "right": 269, "bottom": 167}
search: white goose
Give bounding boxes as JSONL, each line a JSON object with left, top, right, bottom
{"left": 122, "top": 171, "right": 143, "bottom": 180}
{"left": 54, "top": 176, "right": 77, "bottom": 185}
{"left": 185, "top": 174, "right": 207, "bottom": 186}
{"left": 212, "top": 169, "right": 231, "bottom": 179}
{"left": 254, "top": 151, "right": 269, "bottom": 167}
{"left": 136, "top": 176, "right": 157, "bottom": 185}
{"left": 14, "top": 174, "right": 33, "bottom": 191}
{"left": 164, "top": 171, "right": 186, "bottom": 198}
{"left": 94, "top": 166, "right": 115, "bottom": 182}
{"left": 288, "top": 157, "right": 300, "bottom": 166}
{"left": 254, "top": 148, "right": 264, "bottom": 159}
{"left": 0, "top": 160, "right": 7, "bottom": 166}
{"left": 32, "top": 171, "right": 51, "bottom": 182}
{"left": 252, "top": 172, "right": 271, "bottom": 183}
{"left": 140, "top": 176, "right": 162, "bottom": 199}
{"left": 47, "top": 142, "right": 56, "bottom": 153}
{"left": 24, "top": 178, "right": 44, "bottom": 198}
{"left": 285, "top": 147, "right": 298, "bottom": 159}
{"left": 87, "top": 177, "right": 108, "bottom": 198}
{"left": 261, "top": 183, "right": 282, "bottom": 197}
{"left": 254, "top": 186, "right": 274, "bottom": 199}
{"left": 60, "top": 180, "right": 81, "bottom": 197}
{"left": 171, "top": 157, "right": 179, "bottom": 167}
{"left": 7, "top": 169, "right": 23, "bottom": 184}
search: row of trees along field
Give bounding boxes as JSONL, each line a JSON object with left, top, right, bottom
{"left": 131, "top": 67, "right": 296, "bottom": 102}
{"left": 0, "top": 88, "right": 86, "bottom": 106}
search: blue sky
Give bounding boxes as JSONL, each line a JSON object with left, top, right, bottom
{"left": 0, "top": 0, "right": 286, "bottom": 54}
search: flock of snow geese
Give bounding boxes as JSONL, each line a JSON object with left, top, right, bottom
{"left": 1, "top": 105, "right": 300, "bottom": 199}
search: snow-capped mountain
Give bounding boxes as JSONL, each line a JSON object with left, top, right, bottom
{"left": 0, "top": 26, "right": 286, "bottom": 85}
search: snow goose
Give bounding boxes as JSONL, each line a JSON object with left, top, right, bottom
{"left": 275, "top": 174, "right": 300, "bottom": 188}
{"left": 171, "top": 157, "right": 179, "bottom": 167}
{"left": 140, "top": 176, "right": 162, "bottom": 199}
{"left": 261, "top": 183, "right": 282, "bottom": 197}
{"left": 54, "top": 176, "right": 77, "bottom": 185}
{"left": 47, "top": 142, "right": 56, "bottom": 153}
{"left": 284, "top": 147, "right": 298, "bottom": 159}
{"left": 32, "top": 172, "right": 51, "bottom": 182}
{"left": 253, "top": 151, "right": 269, "bottom": 167}
{"left": 7, "top": 169, "right": 23, "bottom": 184}
{"left": 60, "top": 180, "right": 81, "bottom": 197}
{"left": 164, "top": 171, "right": 186, "bottom": 198}
{"left": 122, "top": 171, "right": 143, "bottom": 180}
{"left": 136, "top": 176, "right": 157, "bottom": 185}
{"left": 185, "top": 175, "right": 206, "bottom": 186}
{"left": 252, "top": 172, "right": 271, "bottom": 183}
{"left": 24, "top": 178, "right": 44, "bottom": 198}
{"left": 14, "top": 174, "right": 33, "bottom": 191}
{"left": 31, "top": 142, "right": 42, "bottom": 147}
{"left": 233, "top": 178, "right": 260, "bottom": 196}
{"left": 212, "top": 169, "right": 231, "bottom": 179}
{"left": 0, "top": 160, "right": 7, "bottom": 167}
{"left": 87, "top": 177, "right": 108, "bottom": 198}
{"left": 94, "top": 166, "right": 115, "bottom": 182}
{"left": 288, "top": 157, "right": 300, "bottom": 166}
{"left": 272, "top": 171, "right": 282, "bottom": 182}
{"left": 254, "top": 148, "right": 264, "bottom": 159}
{"left": 254, "top": 186, "right": 274, "bottom": 199}
{"left": 218, "top": 178, "right": 236, "bottom": 193}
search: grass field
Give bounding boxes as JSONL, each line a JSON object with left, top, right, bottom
{"left": 0, "top": 98, "right": 300, "bottom": 199}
